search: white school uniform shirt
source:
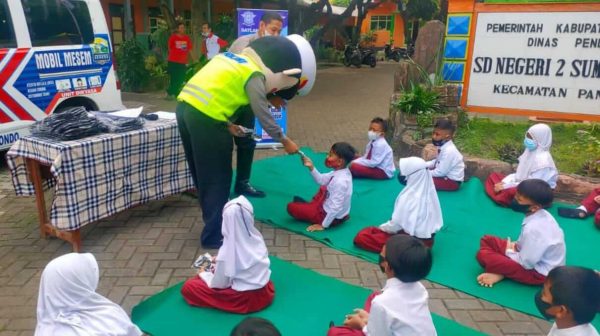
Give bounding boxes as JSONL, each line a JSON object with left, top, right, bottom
{"left": 200, "top": 196, "right": 271, "bottom": 291}
{"left": 426, "top": 140, "right": 465, "bottom": 181}
{"left": 204, "top": 34, "right": 222, "bottom": 59}
{"left": 310, "top": 167, "right": 353, "bottom": 228}
{"left": 364, "top": 278, "right": 437, "bottom": 336}
{"left": 380, "top": 157, "right": 443, "bottom": 238}
{"left": 503, "top": 123, "right": 558, "bottom": 189}
{"left": 505, "top": 209, "right": 566, "bottom": 276}
{"left": 35, "top": 253, "right": 142, "bottom": 336}
{"left": 547, "top": 323, "right": 599, "bottom": 336}
{"left": 353, "top": 136, "right": 396, "bottom": 178}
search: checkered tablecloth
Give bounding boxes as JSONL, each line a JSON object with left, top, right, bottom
{"left": 6, "top": 120, "right": 194, "bottom": 231}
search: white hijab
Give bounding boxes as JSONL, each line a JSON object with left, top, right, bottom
{"left": 389, "top": 157, "right": 443, "bottom": 238}
{"left": 217, "top": 196, "right": 270, "bottom": 281}
{"left": 35, "top": 253, "right": 142, "bottom": 336}
{"left": 515, "top": 123, "right": 556, "bottom": 182}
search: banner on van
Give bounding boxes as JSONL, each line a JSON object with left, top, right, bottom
{"left": 13, "top": 34, "right": 113, "bottom": 114}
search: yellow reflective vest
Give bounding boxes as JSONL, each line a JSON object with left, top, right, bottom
{"left": 177, "top": 52, "right": 263, "bottom": 122}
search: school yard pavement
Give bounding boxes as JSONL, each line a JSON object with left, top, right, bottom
{"left": 0, "top": 62, "right": 554, "bottom": 335}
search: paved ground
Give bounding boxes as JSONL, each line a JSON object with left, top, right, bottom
{"left": 0, "top": 62, "right": 555, "bottom": 335}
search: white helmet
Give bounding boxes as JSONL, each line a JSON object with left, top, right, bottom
{"left": 286, "top": 34, "right": 316, "bottom": 96}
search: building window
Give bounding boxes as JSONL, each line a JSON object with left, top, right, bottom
{"left": 148, "top": 7, "right": 161, "bottom": 33}
{"left": 183, "top": 10, "right": 191, "bottom": 34}
{"left": 22, "top": 0, "right": 94, "bottom": 46}
{"left": 370, "top": 15, "right": 392, "bottom": 31}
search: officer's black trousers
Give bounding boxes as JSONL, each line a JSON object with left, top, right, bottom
{"left": 176, "top": 102, "right": 231, "bottom": 247}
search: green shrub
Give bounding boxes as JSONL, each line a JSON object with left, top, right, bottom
{"left": 116, "top": 39, "right": 148, "bottom": 92}
{"left": 394, "top": 84, "right": 442, "bottom": 115}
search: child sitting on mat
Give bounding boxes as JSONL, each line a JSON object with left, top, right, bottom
{"left": 328, "top": 235, "right": 437, "bottom": 336}
{"left": 231, "top": 317, "right": 281, "bottom": 336}
{"left": 557, "top": 187, "right": 600, "bottom": 230}
{"left": 476, "top": 179, "right": 566, "bottom": 287}
{"left": 536, "top": 266, "right": 599, "bottom": 336}
{"left": 181, "top": 196, "right": 274, "bottom": 314}
{"left": 349, "top": 117, "right": 395, "bottom": 180}
{"left": 287, "top": 142, "right": 356, "bottom": 232}
{"left": 354, "top": 157, "right": 442, "bottom": 252}
{"left": 422, "top": 119, "right": 465, "bottom": 191}
{"left": 485, "top": 123, "right": 558, "bottom": 211}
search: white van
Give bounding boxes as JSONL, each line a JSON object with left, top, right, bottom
{"left": 0, "top": 0, "right": 123, "bottom": 150}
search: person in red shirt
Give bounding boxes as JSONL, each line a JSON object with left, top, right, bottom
{"left": 166, "top": 23, "right": 192, "bottom": 100}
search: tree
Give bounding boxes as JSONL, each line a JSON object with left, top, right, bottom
{"left": 396, "top": 0, "right": 439, "bottom": 44}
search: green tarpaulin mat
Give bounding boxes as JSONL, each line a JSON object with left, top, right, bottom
{"left": 132, "top": 257, "right": 485, "bottom": 335}
{"left": 247, "top": 148, "right": 600, "bottom": 327}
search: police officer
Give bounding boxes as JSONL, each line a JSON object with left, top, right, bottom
{"left": 176, "top": 35, "right": 316, "bottom": 248}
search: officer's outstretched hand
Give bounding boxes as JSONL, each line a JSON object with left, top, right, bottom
{"left": 281, "top": 137, "right": 299, "bottom": 154}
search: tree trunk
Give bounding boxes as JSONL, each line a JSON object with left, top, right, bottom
{"left": 124, "top": 0, "right": 134, "bottom": 40}
{"left": 159, "top": 0, "right": 177, "bottom": 32}
{"left": 191, "top": 0, "right": 209, "bottom": 61}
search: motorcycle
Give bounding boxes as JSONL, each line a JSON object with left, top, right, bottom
{"left": 343, "top": 44, "right": 377, "bottom": 68}
{"left": 384, "top": 43, "right": 413, "bottom": 62}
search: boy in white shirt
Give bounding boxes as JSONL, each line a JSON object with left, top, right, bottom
{"left": 423, "top": 119, "right": 465, "bottom": 191}
{"left": 354, "top": 157, "right": 442, "bottom": 252}
{"left": 327, "top": 235, "right": 437, "bottom": 336}
{"left": 485, "top": 123, "right": 558, "bottom": 210}
{"left": 287, "top": 142, "right": 356, "bottom": 232}
{"left": 350, "top": 117, "right": 395, "bottom": 179}
{"left": 476, "top": 179, "right": 566, "bottom": 287}
{"left": 537, "top": 266, "right": 599, "bottom": 336}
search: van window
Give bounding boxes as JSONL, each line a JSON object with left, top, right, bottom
{"left": 0, "top": 0, "right": 16, "bottom": 48}
{"left": 22, "top": 0, "right": 94, "bottom": 47}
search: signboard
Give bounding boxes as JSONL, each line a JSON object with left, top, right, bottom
{"left": 236, "top": 8, "right": 290, "bottom": 148}
{"left": 466, "top": 12, "right": 600, "bottom": 116}
{"left": 237, "top": 9, "right": 289, "bottom": 37}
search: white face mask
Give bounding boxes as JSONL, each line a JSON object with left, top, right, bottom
{"left": 202, "top": 32, "right": 209, "bottom": 37}
{"left": 368, "top": 131, "right": 379, "bottom": 141}
{"left": 263, "top": 30, "right": 273, "bottom": 37}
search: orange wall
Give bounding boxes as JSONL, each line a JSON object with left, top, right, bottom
{"left": 359, "top": 1, "right": 405, "bottom": 47}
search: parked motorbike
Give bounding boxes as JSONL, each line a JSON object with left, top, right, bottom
{"left": 343, "top": 44, "right": 377, "bottom": 68}
{"left": 384, "top": 43, "right": 414, "bottom": 62}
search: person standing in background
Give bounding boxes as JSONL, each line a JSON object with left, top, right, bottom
{"left": 166, "top": 23, "right": 192, "bottom": 100}
{"left": 227, "top": 12, "right": 285, "bottom": 198}
{"left": 201, "top": 23, "right": 228, "bottom": 60}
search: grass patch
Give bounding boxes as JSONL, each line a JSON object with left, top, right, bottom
{"left": 454, "top": 118, "right": 600, "bottom": 176}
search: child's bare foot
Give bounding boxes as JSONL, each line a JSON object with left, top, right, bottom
{"left": 477, "top": 273, "right": 505, "bottom": 287}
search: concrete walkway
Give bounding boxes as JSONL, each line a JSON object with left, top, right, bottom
{"left": 0, "top": 62, "right": 552, "bottom": 335}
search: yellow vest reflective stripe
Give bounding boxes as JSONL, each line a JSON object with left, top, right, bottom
{"left": 178, "top": 52, "right": 262, "bottom": 122}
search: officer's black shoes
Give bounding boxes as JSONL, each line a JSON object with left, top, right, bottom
{"left": 234, "top": 181, "right": 266, "bottom": 198}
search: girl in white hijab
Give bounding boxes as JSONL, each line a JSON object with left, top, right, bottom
{"left": 35, "top": 253, "right": 142, "bottom": 336}
{"left": 354, "top": 157, "right": 443, "bottom": 252}
{"left": 181, "top": 196, "right": 274, "bottom": 314}
{"left": 485, "top": 123, "right": 558, "bottom": 210}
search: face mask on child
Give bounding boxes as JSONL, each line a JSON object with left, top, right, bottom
{"left": 325, "top": 157, "right": 338, "bottom": 168}
{"left": 378, "top": 254, "right": 386, "bottom": 273}
{"left": 368, "top": 131, "right": 379, "bottom": 141}
{"left": 524, "top": 138, "right": 537, "bottom": 151}
{"left": 534, "top": 289, "right": 556, "bottom": 320}
{"left": 431, "top": 138, "right": 448, "bottom": 147}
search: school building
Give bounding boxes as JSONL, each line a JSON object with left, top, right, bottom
{"left": 100, "top": 0, "right": 407, "bottom": 49}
